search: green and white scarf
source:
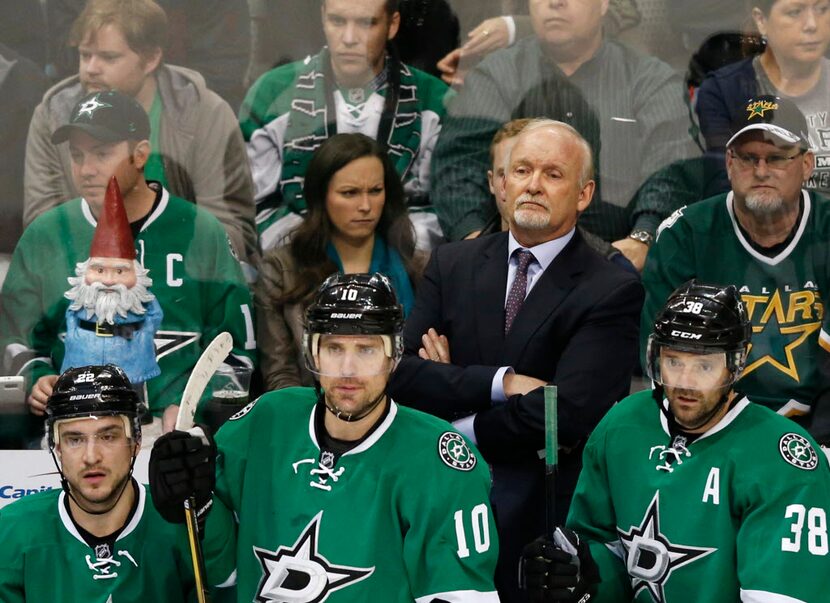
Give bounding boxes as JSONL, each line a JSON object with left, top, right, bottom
{"left": 279, "top": 48, "right": 424, "bottom": 214}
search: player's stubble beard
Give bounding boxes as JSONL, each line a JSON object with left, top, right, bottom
{"left": 665, "top": 384, "right": 731, "bottom": 432}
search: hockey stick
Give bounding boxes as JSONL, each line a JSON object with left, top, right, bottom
{"left": 544, "top": 385, "right": 558, "bottom": 539}
{"left": 175, "top": 331, "right": 233, "bottom": 603}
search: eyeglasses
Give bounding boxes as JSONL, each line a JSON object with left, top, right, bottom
{"left": 60, "top": 431, "right": 132, "bottom": 450}
{"left": 729, "top": 149, "right": 805, "bottom": 171}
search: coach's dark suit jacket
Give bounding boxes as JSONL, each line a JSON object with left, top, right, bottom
{"left": 388, "top": 230, "right": 644, "bottom": 602}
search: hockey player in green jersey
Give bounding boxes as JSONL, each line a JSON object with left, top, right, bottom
{"left": 521, "top": 281, "right": 830, "bottom": 602}
{"left": 150, "top": 273, "right": 500, "bottom": 602}
{"left": 0, "top": 364, "right": 232, "bottom": 601}
{"left": 641, "top": 95, "right": 830, "bottom": 441}
{"left": 0, "top": 90, "right": 255, "bottom": 433}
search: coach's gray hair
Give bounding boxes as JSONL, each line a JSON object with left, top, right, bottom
{"left": 502, "top": 118, "right": 595, "bottom": 187}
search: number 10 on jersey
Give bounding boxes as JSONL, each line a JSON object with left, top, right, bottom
{"left": 454, "top": 504, "right": 491, "bottom": 558}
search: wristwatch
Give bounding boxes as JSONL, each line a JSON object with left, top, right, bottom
{"left": 628, "top": 229, "right": 654, "bottom": 247}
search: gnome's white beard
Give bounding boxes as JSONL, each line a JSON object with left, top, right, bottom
{"left": 65, "top": 259, "right": 155, "bottom": 325}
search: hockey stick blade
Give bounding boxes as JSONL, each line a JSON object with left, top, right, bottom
{"left": 176, "top": 331, "right": 233, "bottom": 431}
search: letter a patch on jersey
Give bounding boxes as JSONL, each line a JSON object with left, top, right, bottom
{"left": 617, "top": 491, "right": 716, "bottom": 603}
{"left": 253, "top": 511, "right": 374, "bottom": 601}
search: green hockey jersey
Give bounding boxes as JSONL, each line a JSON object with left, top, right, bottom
{"left": 642, "top": 190, "right": 830, "bottom": 418}
{"left": 205, "top": 387, "right": 499, "bottom": 602}
{"left": 0, "top": 483, "right": 196, "bottom": 602}
{"left": 567, "top": 389, "right": 830, "bottom": 603}
{"left": 0, "top": 187, "right": 256, "bottom": 413}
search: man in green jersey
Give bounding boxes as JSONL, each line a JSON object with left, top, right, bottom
{"left": 0, "top": 90, "right": 255, "bottom": 436}
{"left": 0, "top": 364, "right": 232, "bottom": 601}
{"left": 522, "top": 281, "right": 830, "bottom": 602}
{"left": 641, "top": 95, "right": 830, "bottom": 442}
{"left": 150, "top": 273, "right": 500, "bottom": 601}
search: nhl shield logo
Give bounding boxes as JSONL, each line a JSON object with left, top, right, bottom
{"left": 779, "top": 433, "right": 818, "bottom": 470}
{"left": 95, "top": 543, "right": 112, "bottom": 559}
{"left": 438, "top": 432, "right": 477, "bottom": 472}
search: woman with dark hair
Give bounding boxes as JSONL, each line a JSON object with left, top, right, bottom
{"left": 255, "top": 132, "right": 423, "bottom": 391}
{"left": 696, "top": 0, "right": 830, "bottom": 194}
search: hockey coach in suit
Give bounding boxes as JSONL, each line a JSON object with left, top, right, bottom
{"left": 388, "top": 118, "right": 643, "bottom": 602}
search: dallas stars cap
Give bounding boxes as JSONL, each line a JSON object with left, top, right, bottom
{"left": 726, "top": 95, "right": 810, "bottom": 149}
{"left": 51, "top": 90, "right": 150, "bottom": 144}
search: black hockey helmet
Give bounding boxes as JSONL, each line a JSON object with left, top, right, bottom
{"left": 46, "top": 364, "right": 141, "bottom": 449}
{"left": 303, "top": 272, "right": 404, "bottom": 375}
{"left": 646, "top": 280, "right": 751, "bottom": 386}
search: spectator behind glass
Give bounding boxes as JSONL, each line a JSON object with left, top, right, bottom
{"left": 46, "top": 0, "right": 251, "bottom": 110}
{"left": 255, "top": 133, "right": 423, "bottom": 391}
{"left": 431, "top": 0, "right": 699, "bottom": 271}
{"left": 436, "top": 0, "right": 640, "bottom": 86}
{"left": 239, "top": 0, "right": 450, "bottom": 253}
{"left": 25, "top": 0, "right": 258, "bottom": 271}
{"left": 696, "top": 0, "right": 830, "bottom": 196}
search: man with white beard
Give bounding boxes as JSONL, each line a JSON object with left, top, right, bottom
{"left": 61, "top": 177, "right": 163, "bottom": 389}
{"left": 388, "top": 119, "right": 643, "bottom": 601}
{"left": 0, "top": 90, "right": 255, "bottom": 442}
{"left": 642, "top": 95, "right": 830, "bottom": 445}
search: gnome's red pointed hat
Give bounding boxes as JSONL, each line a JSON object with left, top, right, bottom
{"left": 89, "top": 177, "right": 135, "bottom": 260}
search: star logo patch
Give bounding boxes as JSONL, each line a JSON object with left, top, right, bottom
{"left": 76, "top": 94, "right": 112, "bottom": 119}
{"left": 746, "top": 99, "right": 777, "bottom": 119}
{"left": 618, "top": 491, "right": 716, "bottom": 603}
{"left": 438, "top": 432, "right": 477, "bottom": 471}
{"left": 779, "top": 433, "right": 819, "bottom": 470}
{"left": 253, "top": 511, "right": 374, "bottom": 602}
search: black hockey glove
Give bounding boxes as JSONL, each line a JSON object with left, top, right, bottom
{"left": 520, "top": 527, "right": 600, "bottom": 603}
{"left": 149, "top": 426, "right": 216, "bottom": 529}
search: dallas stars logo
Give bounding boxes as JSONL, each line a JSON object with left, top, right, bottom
{"left": 153, "top": 330, "right": 200, "bottom": 360}
{"left": 741, "top": 289, "right": 823, "bottom": 383}
{"left": 253, "top": 512, "right": 374, "bottom": 602}
{"left": 76, "top": 94, "right": 112, "bottom": 119}
{"left": 438, "top": 432, "right": 477, "bottom": 471}
{"left": 618, "top": 491, "right": 716, "bottom": 603}
{"left": 746, "top": 99, "right": 777, "bottom": 119}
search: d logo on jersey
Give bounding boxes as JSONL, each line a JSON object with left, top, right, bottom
{"left": 253, "top": 511, "right": 374, "bottom": 602}
{"left": 617, "top": 491, "right": 716, "bottom": 603}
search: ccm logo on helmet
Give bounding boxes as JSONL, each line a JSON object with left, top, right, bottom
{"left": 671, "top": 330, "right": 702, "bottom": 340}
{"left": 330, "top": 313, "right": 362, "bottom": 319}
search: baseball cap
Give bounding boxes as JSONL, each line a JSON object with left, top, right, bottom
{"left": 51, "top": 90, "right": 150, "bottom": 144}
{"left": 726, "top": 95, "right": 810, "bottom": 149}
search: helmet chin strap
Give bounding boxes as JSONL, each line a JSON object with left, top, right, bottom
{"left": 322, "top": 387, "right": 387, "bottom": 423}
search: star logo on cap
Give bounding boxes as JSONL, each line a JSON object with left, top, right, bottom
{"left": 76, "top": 94, "right": 112, "bottom": 119}
{"left": 746, "top": 100, "right": 778, "bottom": 119}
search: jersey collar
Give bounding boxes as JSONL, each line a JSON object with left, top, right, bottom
{"left": 307, "top": 399, "right": 399, "bottom": 456}
{"left": 726, "top": 189, "right": 810, "bottom": 266}
{"left": 80, "top": 186, "right": 170, "bottom": 233}
{"left": 58, "top": 481, "right": 147, "bottom": 546}
{"left": 658, "top": 395, "right": 751, "bottom": 443}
